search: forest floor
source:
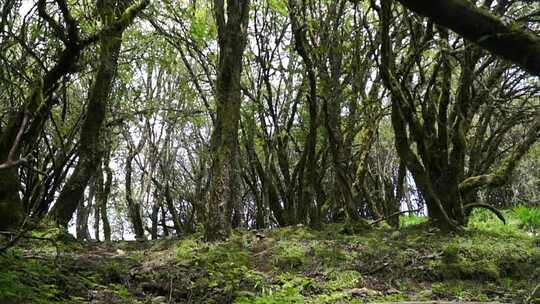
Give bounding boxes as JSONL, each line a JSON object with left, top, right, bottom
{"left": 1, "top": 210, "right": 540, "bottom": 304}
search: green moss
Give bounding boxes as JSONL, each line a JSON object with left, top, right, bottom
{"left": 271, "top": 240, "right": 309, "bottom": 271}
{"left": 2, "top": 214, "right": 540, "bottom": 303}
{"left": 0, "top": 250, "right": 62, "bottom": 304}
{"left": 174, "top": 238, "right": 199, "bottom": 260}
{"left": 311, "top": 241, "right": 353, "bottom": 267}
{"left": 322, "top": 270, "right": 363, "bottom": 291}
{"left": 442, "top": 242, "right": 460, "bottom": 262}
{"left": 235, "top": 274, "right": 311, "bottom": 304}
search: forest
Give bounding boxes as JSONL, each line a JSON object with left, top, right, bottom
{"left": 1, "top": 0, "right": 540, "bottom": 303}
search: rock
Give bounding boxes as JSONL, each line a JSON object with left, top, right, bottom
{"left": 236, "top": 291, "right": 256, "bottom": 298}
{"left": 386, "top": 287, "right": 401, "bottom": 295}
{"left": 390, "top": 230, "right": 401, "bottom": 240}
{"left": 152, "top": 296, "right": 168, "bottom": 303}
{"left": 350, "top": 287, "right": 380, "bottom": 297}
{"left": 418, "top": 289, "right": 433, "bottom": 298}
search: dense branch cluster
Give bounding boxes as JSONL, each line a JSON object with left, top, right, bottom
{"left": 0, "top": 0, "right": 539, "bottom": 240}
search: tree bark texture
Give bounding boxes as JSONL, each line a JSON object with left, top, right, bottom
{"left": 206, "top": 0, "right": 250, "bottom": 241}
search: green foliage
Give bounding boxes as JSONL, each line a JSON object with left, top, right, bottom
{"left": 2, "top": 218, "right": 540, "bottom": 303}
{"left": 468, "top": 208, "right": 524, "bottom": 237}
{"left": 400, "top": 215, "right": 428, "bottom": 227}
{"left": 172, "top": 236, "right": 252, "bottom": 298}
{"left": 311, "top": 241, "right": 352, "bottom": 267}
{"left": 271, "top": 240, "right": 309, "bottom": 270}
{"left": 235, "top": 274, "right": 310, "bottom": 304}
{"left": 189, "top": 5, "right": 217, "bottom": 45}
{"left": 268, "top": 0, "right": 288, "bottom": 16}
{"left": 0, "top": 250, "right": 61, "bottom": 304}
{"left": 322, "top": 270, "right": 363, "bottom": 291}
{"left": 513, "top": 206, "right": 540, "bottom": 234}
{"left": 174, "top": 238, "right": 199, "bottom": 260}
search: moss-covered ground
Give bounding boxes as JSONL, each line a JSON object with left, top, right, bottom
{"left": 1, "top": 209, "right": 540, "bottom": 303}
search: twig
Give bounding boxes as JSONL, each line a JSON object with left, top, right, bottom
{"left": 0, "top": 112, "right": 30, "bottom": 171}
{"left": 526, "top": 282, "right": 540, "bottom": 304}
{"left": 168, "top": 276, "right": 174, "bottom": 303}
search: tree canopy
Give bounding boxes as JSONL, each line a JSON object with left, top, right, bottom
{"left": 0, "top": 0, "right": 539, "bottom": 240}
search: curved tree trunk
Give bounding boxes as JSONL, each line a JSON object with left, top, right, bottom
{"left": 49, "top": 1, "right": 143, "bottom": 227}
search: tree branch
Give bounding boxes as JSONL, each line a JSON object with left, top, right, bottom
{"left": 0, "top": 113, "right": 29, "bottom": 171}
{"left": 459, "top": 111, "right": 540, "bottom": 192}
{"left": 395, "top": 0, "right": 540, "bottom": 76}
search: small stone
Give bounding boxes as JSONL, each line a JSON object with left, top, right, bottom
{"left": 386, "top": 287, "right": 400, "bottom": 295}
{"left": 350, "top": 287, "right": 380, "bottom": 297}
{"left": 152, "top": 296, "right": 167, "bottom": 303}
{"left": 418, "top": 289, "right": 433, "bottom": 298}
{"left": 236, "top": 290, "right": 256, "bottom": 298}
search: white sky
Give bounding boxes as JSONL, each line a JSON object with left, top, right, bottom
{"left": 19, "top": 1, "right": 33, "bottom": 17}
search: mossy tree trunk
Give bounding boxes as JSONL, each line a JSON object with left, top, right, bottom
{"left": 0, "top": 0, "right": 83, "bottom": 230}
{"left": 205, "top": 0, "right": 251, "bottom": 241}
{"left": 94, "top": 155, "right": 113, "bottom": 241}
{"left": 0, "top": 120, "right": 25, "bottom": 230}
{"left": 379, "top": 2, "right": 540, "bottom": 230}
{"left": 125, "top": 134, "right": 147, "bottom": 240}
{"left": 319, "top": 1, "right": 361, "bottom": 224}
{"left": 50, "top": 0, "right": 143, "bottom": 227}
{"left": 288, "top": 0, "right": 322, "bottom": 228}
{"left": 76, "top": 175, "right": 95, "bottom": 240}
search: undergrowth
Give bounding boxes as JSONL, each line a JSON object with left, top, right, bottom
{"left": 1, "top": 206, "right": 540, "bottom": 303}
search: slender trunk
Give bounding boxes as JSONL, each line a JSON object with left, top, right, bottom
{"left": 49, "top": 1, "right": 128, "bottom": 227}
{"left": 150, "top": 201, "right": 159, "bottom": 240}
{"left": 125, "top": 150, "right": 146, "bottom": 240}
{"left": 161, "top": 206, "right": 169, "bottom": 237}
{"left": 76, "top": 178, "right": 95, "bottom": 240}
{"left": 100, "top": 163, "right": 113, "bottom": 241}
{"left": 93, "top": 166, "right": 104, "bottom": 241}
{"left": 206, "top": 0, "right": 250, "bottom": 241}
{"left": 164, "top": 183, "right": 182, "bottom": 235}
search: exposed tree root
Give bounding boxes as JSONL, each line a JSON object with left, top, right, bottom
{"left": 464, "top": 203, "right": 506, "bottom": 224}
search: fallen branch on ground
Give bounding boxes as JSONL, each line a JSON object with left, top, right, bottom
{"left": 370, "top": 208, "right": 422, "bottom": 226}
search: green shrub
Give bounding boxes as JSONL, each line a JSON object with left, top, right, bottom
{"left": 513, "top": 206, "right": 540, "bottom": 234}
{"left": 400, "top": 215, "right": 428, "bottom": 227}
